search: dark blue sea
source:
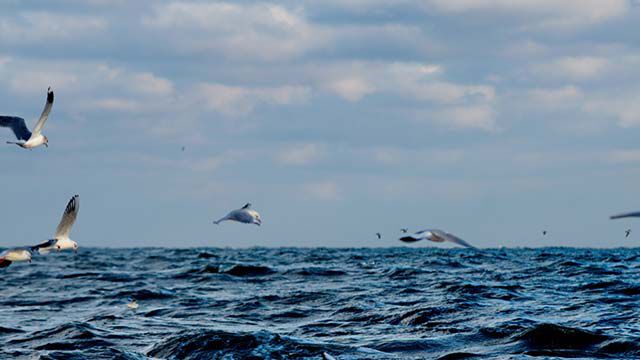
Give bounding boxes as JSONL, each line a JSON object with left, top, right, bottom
{"left": 0, "top": 247, "right": 639, "bottom": 359}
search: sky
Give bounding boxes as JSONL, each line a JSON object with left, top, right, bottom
{"left": 1, "top": 0, "right": 640, "bottom": 248}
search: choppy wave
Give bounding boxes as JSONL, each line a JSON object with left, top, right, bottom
{"left": 0, "top": 247, "right": 639, "bottom": 359}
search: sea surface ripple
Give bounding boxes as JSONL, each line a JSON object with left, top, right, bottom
{"left": 0, "top": 247, "right": 639, "bottom": 359}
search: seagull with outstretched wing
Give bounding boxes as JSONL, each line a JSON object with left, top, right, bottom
{"left": 399, "top": 229, "right": 477, "bottom": 249}
{"left": 213, "top": 203, "right": 262, "bottom": 226}
{"left": 32, "top": 195, "right": 80, "bottom": 254}
{"left": 1, "top": 87, "right": 53, "bottom": 149}
{"left": 0, "top": 248, "right": 32, "bottom": 268}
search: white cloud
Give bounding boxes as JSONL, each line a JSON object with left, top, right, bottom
{"left": 276, "top": 143, "right": 325, "bottom": 166}
{"left": 303, "top": 181, "right": 340, "bottom": 200}
{"left": 608, "top": 149, "right": 640, "bottom": 163}
{"left": 326, "top": 77, "right": 376, "bottom": 102}
{"left": 533, "top": 57, "right": 609, "bottom": 81}
{"left": 436, "top": 105, "right": 497, "bottom": 131}
{"left": 528, "top": 85, "right": 584, "bottom": 108}
{"left": 196, "top": 83, "right": 311, "bottom": 116}
{"left": 143, "top": 2, "right": 328, "bottom": 61}
{"left": 0, "top": 12, "right": 106, "bottom": 44}
{"left": 425, "top": 0, "right": 628, "bottom": 29}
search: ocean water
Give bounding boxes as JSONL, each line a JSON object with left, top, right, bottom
{"left": 0, "top": 247, "right": 639, "bottom": 359}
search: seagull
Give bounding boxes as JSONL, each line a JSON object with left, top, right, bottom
{"left": 401, "top": 228, "right": 408, "bottom": 233}
{"left": 625, "top": 229, "right": 631, "bottom": 238}
{"left": 127, "top": 299, "right": 139, "bottom": 309}
{"left": 0, "top": 87, "right": 53, "bottom": 149}
{"left": 610, "top": 211, "right": 640, "bottom": 220}
{"left": 32, "top": 195, "right": 80, "bottom": 254}
{"left": 399, "top": 229, "right": 476, "bottom": 249}
{"left": 213, "top": 203, "right": 262, "bottom": 226}
{"left": 376, "top": 233, "right": 381, "bottom": 239}
{"left": 542, "top": 230, "right": 547, "bottom": 236}
{"left": 0, "top": 248, "right": 32, "bottom": 268}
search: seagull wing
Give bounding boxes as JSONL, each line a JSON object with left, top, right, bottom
{"left": 0, "top": 259, "right": 12, "bottom": 268}
{"left": 0, "top": 116, "right": 32, "bottom": 140}
{"left": 30, "top": 239, "right": 57, "bottom": 253}
{"left": 433, "top": 230, "right": 476, "bottom": 249}
{"left": 399, "top": 230, "right": 429, "bottom": 243}
{"left": 54, "top": 195, "right": 79, "bottom": 238}
{"left": 610, "top": 211, "right": 640, "bottom": 220}
{"left": 32, "top": 88, "right": 54, "bottom": 136}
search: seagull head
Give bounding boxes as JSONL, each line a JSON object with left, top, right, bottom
{"left": 43, "top": 136, "right": 49, "bottom": 148}
{"left": 72, "top": 241, "right": 79, "bottom": 253}
{"left": 253, "top": 214, "right": 262, "bottom": 226}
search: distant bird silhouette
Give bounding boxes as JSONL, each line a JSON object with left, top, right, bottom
{"left": 181, "top": 146, "right": 185, "bottom": 151}
{"left": 376, "top": 233, "right": 381, "bottom": 239}
{"left": 399, "top": 229, "right": 476, "bottom": 249}
{"left": 1, "top": 87, "right": 53, "bottom": 149}
{"left": 610, "top": 211, "right": 640, "bottom": 220}
{"left": 401, "top": 228, "right": 408, "bottom": 233}
{"left": 542, "top": 230, "right": 547, "bottom": 236}
{"left": 625, "top": 229, "right": 631, "bottom": 238}
{"left": 214, "top": 203, "right": 262, "bottom": 226}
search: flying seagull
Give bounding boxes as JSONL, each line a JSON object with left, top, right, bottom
{"left": 625, "top": 229, "right": 631, "bottom": 238}
{"left": 376, "top": 232, "right": 381, "bottom": 239}
{"left": 32, "top": 195, "right": 80, "bottom": 254}
{"left": 399, "top": 229, "right": 476, "bottom": 249}
{"left": 542, "top": 230, "right": 547, "bottom": 236}
{"left": 610, "top": 211, "right": 640, "bottom": 220}
{"left": 1, "top": 87, "right": 54, "bottom": 149}
{"left": 0, "top": 248, "right": 32, "bottom": 268}
{"left": 213, "top": 203, "right": 262, "bottom": 226}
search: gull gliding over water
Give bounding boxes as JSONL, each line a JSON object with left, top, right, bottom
{"left": 0, "top": 87, "right": 53, "bottom": 149}
{"left": 214, "top": 203, "right": 262, "bottom": 226}
{"left": 0, "top": 248, "right": 32, "bottom": 268}
{"left": 399, "top": 229, "right": 476, "bottom": 249}
{"left": 33, "top": 195, "right": 80, "bottom": 254}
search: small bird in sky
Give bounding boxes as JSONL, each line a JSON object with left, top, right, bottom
{"left": 625, "top": 229, "right": 631, "bottom": 238}
{"left": 542, "top": 230, "right": 547, "bottom": 236}
{"left": 376, "top": 233, "right": 381, "bottom": 239}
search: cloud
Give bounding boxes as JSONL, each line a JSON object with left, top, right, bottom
{"left": 532, "top": 57, "right": 609, "bottom": 81}
{"left": 326, "top": 77, "right": 376, "bottom": 102}
{"left": 276, "top": 143, "right": 325, "bottom": 166}
{"left": 303, "top": 181, "right": 340, "bottom": 200}
{"left": 528, "top": 85, "right": 584, "bottom": 108}
{"left": 424, "top": 0, "right": 628, "bottom": 30}
{"left": 0, "top": 12, "right": 106, "bottom": 44}
{"left": 143, "top": 2, "right": 328, "bottom": 61}
{"left": 436, "top": 105, "right": 497, "bottom": 131}
{"left": 195, "top": 83, "right": 311, "bottom": 116}
{"left": 608, "top": 149, "right": 640, "bottom": 163}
